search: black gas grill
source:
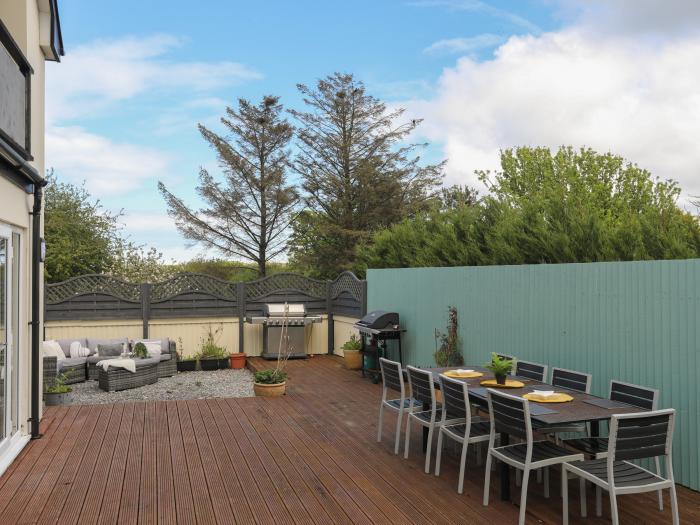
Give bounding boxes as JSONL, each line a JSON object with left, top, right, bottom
{"left": 353, "top": 310, "right": 404, "bottom": 382}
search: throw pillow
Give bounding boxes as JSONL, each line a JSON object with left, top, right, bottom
{"left": 42, "top": 340, "right": 66, "bottom": 360}
{"left": 69, "top": 341, "right": 90, "bottom": 358}
{"left": 97, "top": 342, "right": 124, "bottom": 357}
{"left": 142, "top": 342, "right": 162, "bottom": 358}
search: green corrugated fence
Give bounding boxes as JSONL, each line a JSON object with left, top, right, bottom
{"left": 367, "top": 259, "right": 700, "bottom": 490}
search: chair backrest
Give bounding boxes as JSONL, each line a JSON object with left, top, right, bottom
{"left": 608, "top": 409, "right": 675, "bottom": 466}
{"left": 438, "top": 374, "right": 471, "bottom": 423}
{"left": 486, "top": 389, "right": 532, "bottom": 443}
{"left": 379, "top": 358, "right": 404, "bottom": 397}
{"left": 515, "top": 360, "right": 548, "bottom": 382}
{"left": 551, "top": 367, "right": 591, "bottom": 393}
{"left": 406, "top": 366, "right": 435, "bottom": 407}
{"left": 610, "top": 380, "right": 659, "bottom": 410}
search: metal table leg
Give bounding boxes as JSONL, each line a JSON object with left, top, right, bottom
{"left": 500, "top": 432, "right": 510, "bottom": 501}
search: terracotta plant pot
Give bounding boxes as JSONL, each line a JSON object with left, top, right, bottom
{"left": 254, "top": 382, "right": 286, "bottom": 397}
{"left": 229, "top": 353, "right": 246, "bottom": 369}
{"left": 343, "top": 349, "right": 363, "bottom": 370}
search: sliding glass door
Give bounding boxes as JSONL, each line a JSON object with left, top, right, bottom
{"left": 0, "top": 224, "right": 20, "bottom": 450}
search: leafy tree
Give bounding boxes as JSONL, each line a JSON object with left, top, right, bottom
{"left": 159, "top": 96, "right": 298, "bottom": 277}
{"left": 44, "top": 172, "right": 123, "bottom": 282}
{"left": 288, "top": 73, "right": 444, "bottom": 278}
{"left": 363, "top": 147, "right": 700, "bottom": 269}
{"left": 108, "top": 245, "right": 175, "bottom": 283}
{"left": 169, "top": 257, "right": 288, "bottom": 282}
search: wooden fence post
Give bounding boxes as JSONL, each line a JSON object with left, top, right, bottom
{"left": 327, "top": 280, "right": 334, "bottom": 355}
{"left": 237, "top": 282, "right": 246, "bottom": 353}
{"left": 140, "top": 283, "right": 151, "bottom": 339}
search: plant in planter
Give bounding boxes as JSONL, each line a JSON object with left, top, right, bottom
{"left": 44, "top": 373, "right": 72, "bottom": 406}
{"left": 176, "top": 338, "right": 197, "bottom": 372}
{"left": 198, "top": 323, "right": 229, "bottom": 370}
{"left": 434, "top": 306, "right": 464, "bottom": 367}
{"left": 254, "top": 303, "right": 292, "bottom": 397}
{"left": 485, "top": 353, "right": 514, "bottom": 385}
{"left": 342, "top": 334, "right": 363, "bottom": 370}
{"left": 132, "top": 341, "right": 150, "bottom": 359}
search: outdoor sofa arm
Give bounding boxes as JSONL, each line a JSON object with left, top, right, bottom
{"left": 43, "top": 356, "right": 58, "bottom": 390}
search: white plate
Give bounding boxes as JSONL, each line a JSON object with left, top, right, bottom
{"left": 532, "top": 390, "right": 555, "bottom": 397}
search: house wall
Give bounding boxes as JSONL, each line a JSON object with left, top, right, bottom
{"left": 367, "top": 259, "right": 700, "bottom": 490}
{"left": 0, "top": 0, "right": 50, "bottom": 456}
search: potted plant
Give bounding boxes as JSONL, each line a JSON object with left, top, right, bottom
{"left": 44, "top": 373, "right": 72, "bottom": 406}
{"left": 342, "top": 334, "right": 363, "bottom": 370}
{"left": 176, "top": 338, "right": 197, "bottom": 372}
{"left": 229, "top": 352, "right": 246, "bottom": 369}
{"left": 132, "top": 341, "right": 150, "bottom": 359}
{"left": 485, "top": 353, "right": 514, "bottom": 385}
{"left": 434, "top": 306, "right": 464, "bottom": 367}
{"left": 254, "top": 303, "right": 291, "bottom": 397}
{"left": 199, "top": 324, "right": 228, "bottom": 371}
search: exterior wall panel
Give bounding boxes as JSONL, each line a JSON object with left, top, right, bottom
{"left": 367, "top": 259, "right": 700, "bottom": 490}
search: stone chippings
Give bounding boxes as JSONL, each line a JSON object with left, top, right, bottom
{"left": 66, "top": 368, "right": 255, "bottom": 405}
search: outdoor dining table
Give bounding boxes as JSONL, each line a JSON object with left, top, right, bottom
{"left": 418, "top": 366, "right": 647, "bottom": 502}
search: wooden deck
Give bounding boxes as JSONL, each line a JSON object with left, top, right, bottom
{"left": 0, "top": 356, "right": 697, "bottom": 524}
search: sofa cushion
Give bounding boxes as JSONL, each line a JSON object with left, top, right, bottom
{"left": 56, "top": 338, "right": 87, "bottom": 355}
{"left": 69, "top": 341, "right": 91, "bottom": 358}
{"left": 87, "top": 354, "right": 118, "bottom": 364}
{"left": 135, "top": 357, "right": 160, "bottom": 367}
{"left": 97, "top": 343, "right": 124, "bottom": 357}
{"left": 42, "top": 340, "right": 66, "bottom": 360}
{"left": 159, "top": 353, "right": 172, "bottom": 361}
{"left": 87, "top": 337, "right": 128, "bottom": 355}
{"left": 58, "top": 357, "right": 87, "bottom": 371}
{"left": 133, "top": 338, "right": 171, "bottom": 354}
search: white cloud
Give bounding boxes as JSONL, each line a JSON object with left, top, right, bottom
{"left": 46, "top": 125, "right": 169, "bottom": 196}
{"left": 408, "top": 8, "right": 700, "bottom": 201}
{"left": 424, "top": 34, "right": 505, "bottom": 55}
{"left": 46, "top": 34, "right": 261, "bottom": 123}
{"left": 412, "top": 1, "right": 540, "bottom": 33}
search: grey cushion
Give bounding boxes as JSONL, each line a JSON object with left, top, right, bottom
{"left": 56, "top": 338, "right": 87, "bottom": 355}
{"left": 87, "top": 355, "right": 119, "bottom": 364}
{"left": 159, "top": 353, "right": 172, "bottom": 362}
{"left": 133, "top": 338, "right": 171, "bottom": 354}
{"left": 87, "top": 337, "right": 128, "bottom": 354}
{"left": 58, "top": 357, "right": 87, "bottom": 371}
{"left": 135, "top": 357, "right": 160, "bottom": 367}
{"left": 97, "top": 343, "right": 124, "bottom": 357}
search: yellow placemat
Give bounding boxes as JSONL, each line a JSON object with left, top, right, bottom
{"left": 444, "top": 370, "right": 483, "bottom": 379}
{"left": 480, "top": 379, "right": 525, "bottom": 389}
{"left": 522, "top": 392, "right": 574, "bottom": 403}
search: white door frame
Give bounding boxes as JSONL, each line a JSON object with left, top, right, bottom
{"left": 0, "top": 223, "right": 28, "bottom": 473}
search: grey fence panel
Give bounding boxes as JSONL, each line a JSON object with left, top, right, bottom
{"left": 45, "top": 292, "right": 142, "bottom": 320}
{"left": 330, "top": 271, "right": 365, "bottom": 318}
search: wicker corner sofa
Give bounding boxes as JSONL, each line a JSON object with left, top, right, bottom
{"left": 43, "top": 337, "right": 177, "bottom": 388}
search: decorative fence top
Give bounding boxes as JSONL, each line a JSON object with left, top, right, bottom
{"left": 150, "top": 273, "right": 238, "bottom": 302}
{"left": 245, "top": 273, "right": 328, "bottom": 301}
{"left": 45, "top": 274, "right": 141, "bottom": 304}
{"left": 330, "top": 271, "right": 364, "bottom": 302}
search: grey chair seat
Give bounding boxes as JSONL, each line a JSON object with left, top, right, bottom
{"left": 58, "top": 357, "right": 87, "bottom": 370}
{"left": 386, "top": 398, "right": 421, "bottom": 410}
{"left": 442, "top": 421, "right": 490, "bottom": 439}
{"left": 135, "top": 357, "right": 160, "bottom": 367}
{"left": 412, "top": 408, "right": 444, "bottom": 424}
{"left": 567, "top": 458, "right": 665, "bottom": 488}
{"left": 495, "top": 440, "right": 583, "bottom": 464}
{"left": 565, "top": 436, "right": 609, "bottom": 457}
{"left": 159, "top": 353, "right": 172, "bottom": 361}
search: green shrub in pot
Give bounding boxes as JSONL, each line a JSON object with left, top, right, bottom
{"left": 342, "top": 334, "right": 363, "bottom": 370}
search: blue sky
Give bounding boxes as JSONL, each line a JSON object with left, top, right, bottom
{"left": 45, "top": 1, "right": 700, "bottom": 261}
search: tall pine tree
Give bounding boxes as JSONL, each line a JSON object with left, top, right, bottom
{"left": 159, "top": 96, "right": 298, "bottom": 277}
{"left": 288, "top": 73, "right": 444, "bottom": 277}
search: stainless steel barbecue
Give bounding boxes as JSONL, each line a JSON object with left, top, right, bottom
{"left": 247, "top": 303, "right": 322, "bottom": 359}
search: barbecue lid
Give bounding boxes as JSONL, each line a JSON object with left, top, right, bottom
{"left": 356, "top": 310, "right": 399, "bottom": 329}
{"left": 265, "top": 303, "right": 307, "bottom": 316}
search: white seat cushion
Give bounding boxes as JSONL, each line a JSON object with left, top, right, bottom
{"left": 42, "top": 340, "right": 66, "bottom": 361}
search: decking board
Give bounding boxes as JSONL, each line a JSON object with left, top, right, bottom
{"left": 0, "top": 356, "right": 696, "bottom": 524}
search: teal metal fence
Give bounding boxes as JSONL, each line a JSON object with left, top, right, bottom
{"left": 367, "top": 259, "right": 700, "bottom": 490}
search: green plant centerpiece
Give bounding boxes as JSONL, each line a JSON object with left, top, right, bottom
{"left": 341, "top": 334, "right": 363, "bottom": 370}
{"left": 132, "top": 342, "right": 150, "bottom": 359}
{"left": 254, "top": 303, "right": 292, "bottom": 397}
{"left": 198, "top": 323, "right": 229, "bottom": 370}
{"left": 434, "top": 306, "right": 464, "bottom": 367}
{"left": 44, "top": 373, "right": 72, "bottom": 406}
{"left": 485, "top": 353, "right": 514, "bottom": 385}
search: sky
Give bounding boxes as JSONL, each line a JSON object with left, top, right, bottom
{"left": 46, "top": 0, "right": 700, "bottom": 262}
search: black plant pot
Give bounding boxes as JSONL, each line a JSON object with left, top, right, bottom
{"left": 217, "top": 358, "right": 230, "bottom": 370}
{"left": 177, "top": 360, "right": 196, "bottom": 372}
{"left": 495, "top": 374, "right": 507, "bottom": 385}
{"left": 200, "top": 358, "right": 219, "bottom": 371}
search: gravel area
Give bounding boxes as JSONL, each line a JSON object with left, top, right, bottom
{"left": 65, "top": 369, "right": 255, "bottom": 405}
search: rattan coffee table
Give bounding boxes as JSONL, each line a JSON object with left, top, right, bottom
{"left": 97, "top": 357, "right": 159, "bottom": 392}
